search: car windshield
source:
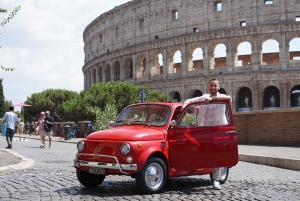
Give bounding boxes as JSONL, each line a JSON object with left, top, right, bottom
{"left": 115, "top": 104, "right": 171, "bottom": 126}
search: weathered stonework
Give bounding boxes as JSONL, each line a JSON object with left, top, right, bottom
{"left": 82, "top": 0, "right": 300, "bottom": 112}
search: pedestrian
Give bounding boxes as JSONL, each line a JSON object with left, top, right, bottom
{"left": 0, "top": 105, "right": 22, "bottom": 149}
{"left": 19, "top": 121, "right": 24, "bottom": 134}
{"left": 41, "top": 111, "right": 54, "bottom": 148}
{"left": 35, "top": 111, "right": 45, "bottom": 144}
{"left": 181, "top": 78, "right": 232, "bottom": 190}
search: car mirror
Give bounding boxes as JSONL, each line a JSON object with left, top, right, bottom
{"left": 170, "top": 120, "right": 176, "bottom": 127}
{"left": 108, "top": 121, "right": 114, "bottom": 127}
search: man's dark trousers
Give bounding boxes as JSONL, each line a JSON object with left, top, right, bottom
{"left": 6, "top": 128, "right": 15, "bottom": 147}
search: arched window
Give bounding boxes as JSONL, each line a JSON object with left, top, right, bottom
{"left": 263, "top": 86, "right": 280, "bottom": 109}
{"left": 105, "top": 64, "right": 110, "bottom": 82}
{"left": 289, "top": 38, "right": 300, "bottom": 64}
{"left": 173, "top": 50, "right": 182, "bottom": 74}
{"left": 238, "top": 87, "right": 252, "bottom": 111}
{"left": 124, "top": 58, "right": 133, "bottom": 79}
{"left": 114, "top": 61, "right": 121, "bottom": 81}
{"left": 218, "top": 88, "right": 227, "bottom": 95}
{"left": 214, "top": 44, "right": 226, "bottom": 68}
{"left": 290, "top": 85, "right": 300, "bottom": 107}
{"left": 193, "top": 90, "right": 203, "bottom": 98}
{"left": 262, "top": 39, "right": 279, "bottom": 65}
{"left": 236, "top": 42, "right": 252, "bottom": 67}
{"left": 192, "top": 48, "right": 204, "bottom": 71}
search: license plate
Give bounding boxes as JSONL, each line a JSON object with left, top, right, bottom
{"left": 89, "top": 167, "right": 105, "bottom": 175}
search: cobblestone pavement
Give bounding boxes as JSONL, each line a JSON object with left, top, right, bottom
{"left": 0, "top": 139, "right": 300, "bottom": 201}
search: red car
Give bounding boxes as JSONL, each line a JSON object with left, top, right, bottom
{"left": 74, "top": 100, "right": 238, "bottom": 194}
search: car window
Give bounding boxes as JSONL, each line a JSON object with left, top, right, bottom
{"left": 178, "top": 103, "right": 230, "bottom": 127}
{"left": 115, "top": 104, "right": 171, "bottom": 126}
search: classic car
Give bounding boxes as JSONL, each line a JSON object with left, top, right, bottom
{"left": 74, "top": 100, "right": 238, "bottom": 194}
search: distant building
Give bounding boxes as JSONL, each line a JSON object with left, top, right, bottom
{"left": 82, "top": 0, "right": 300, "bottom": 112}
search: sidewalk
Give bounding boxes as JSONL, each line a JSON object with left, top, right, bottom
{"left": 1, "top": 133, "right": 300, "bottom": 173}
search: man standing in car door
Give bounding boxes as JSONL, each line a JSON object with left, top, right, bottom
{"left": 181, "top": 78, "right": 232, "bottom": 190}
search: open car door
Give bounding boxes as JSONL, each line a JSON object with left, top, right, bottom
{"left": 168, "top": 100, "right": 238, "bottom": 170}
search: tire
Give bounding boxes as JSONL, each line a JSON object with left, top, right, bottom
{"left": 76, "top": 168, "right": 106, "bottom": 188}
{"left": 135, "top": 156, "right": 167, "bottom": 194}
{"left": 210, "top": 167, "right": 229, "bottom": 184}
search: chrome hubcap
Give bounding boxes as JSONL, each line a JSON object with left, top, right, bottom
{"left": 145, "top": 162, "right": 163, "bottom": 189}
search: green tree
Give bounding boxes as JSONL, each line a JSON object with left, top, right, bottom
{"left": 88, "top": 104, "right": 118, "bottom": 131}
{"left": 0, "top": 79, "right": 5, "bottom": 116}
{"left": 24, "top": 89, "right": 78, "bottom": 122}
{"left": 1, "top": 6, "right": 21, "bottom": 71}
{"left": 63, "top": 82, "right": 172, "bottom": 121}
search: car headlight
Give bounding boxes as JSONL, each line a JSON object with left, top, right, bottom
{"left": 77, "top": 141, "right": 85, "bottom": 152}
{"left": 120, "top": 143, "right": 131, "bottom": 155}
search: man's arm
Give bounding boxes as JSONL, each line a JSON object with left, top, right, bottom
{"left": 0, "top": 113, "right": 7, "bottom": 122}
{"left": 215, "top": 94, "right": 232, "bottom": 101}
{"left": 182, "top": 96, "right": 204, "bottom": 109}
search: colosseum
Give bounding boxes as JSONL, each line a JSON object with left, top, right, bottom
{"left": 82, "top": 0, "right": 300, "bottom": 112}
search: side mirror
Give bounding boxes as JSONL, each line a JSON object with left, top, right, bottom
{"left": 170, "top": 120, "right": 177, "bottom": 127}
{"left": 108, "top": 121, "right": 114, "bottom": 127}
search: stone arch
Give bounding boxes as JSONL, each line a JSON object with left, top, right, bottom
{"left": 261, "top": 39, "right": 280, "bottom": 65}
{"left": 98, "top": 65, "right": 102, "bottom": 83}
{"left": 151, "top": 52, "right": 163, "bottom": 76}
{"left": 213, "top": 43, "right": 227, "bottom": 69}
{"left": 169, "top": 91, "right": 181, "bottom": 102}
{"left": 172, "top": 50, "right": 182, "bottom": 74}
{"left": 237, "top": 87, "right": 252, "bottom": 111}
{"left": 263, "top": 86, "right": 280, "bottom": 109}
{"left": 104, "top": 64, "right": 111, "bottom": 82}
{"left": 124, "top": 58, "right": 133, "bottom": 79}
{"left": 218, "top": 88, "right": 227, "bottom": 95}
{"left": 235, "top": 41, "right": 252, "bottom": 67}
{"left": 136, "top": 55, "right": 146, "bottom": 78}
{"left": 290, "top": 85, "right": 300, "bottom": 107}
{"left": 113, "top": 61, "right": 121, "bottom": 81}
{"left": 289, "top": 38, "right": 300, "bottom": 64}
{"left": 188, "top": 47, "right": 204, "bottom": 71}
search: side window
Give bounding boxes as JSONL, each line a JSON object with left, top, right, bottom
{"left": 178, "top": 103, "right": 230, "bottom": 127}
{"left": 178, "top": 105, "right": 197, "bottom": 126}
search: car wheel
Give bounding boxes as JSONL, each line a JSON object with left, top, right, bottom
{"left": 135, "top": 156, "right": 167, "bottom": 194}
{"left": 210, "top": 167, "right": 229, "bottom": 184}
{"left": 76, "top": 168, "right": 106, "bottom": 188}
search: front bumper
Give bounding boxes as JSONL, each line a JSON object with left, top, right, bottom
{"left": 74, "top": 153, "right": 138, "bottom": 175}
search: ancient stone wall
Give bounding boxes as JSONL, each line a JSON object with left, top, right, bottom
{"left": 82, "top": 0, "right": 300, "bottom": 112}
{"left": 234, "top": 109, "right": 300, "bottom": 146}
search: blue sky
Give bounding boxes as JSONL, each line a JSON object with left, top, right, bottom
{"left": 0, "top": 0, "right": 129, "bottom": 111}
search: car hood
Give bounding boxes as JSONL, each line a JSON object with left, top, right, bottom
{"left": 86, "top": 126, "right": 165, "bottom": 141}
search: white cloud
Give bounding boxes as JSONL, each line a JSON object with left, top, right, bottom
{"left": 0, "top": 0, "right": 129, "bottom": 111}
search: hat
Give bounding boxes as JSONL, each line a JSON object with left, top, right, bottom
{"left": 40, "top": 111, "right": 45, "bottom": 114}
{"left": 45, "top": 111, "right": 50, "bottom": 114}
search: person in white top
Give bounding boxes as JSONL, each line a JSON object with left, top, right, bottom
{"left": 0, "top": 105, "right": 22, "bottom": 149}
{"left": 182, "top": 78, "right": 232, "bottom": 190}
{"left": 35, "top": 111, "right": 45, "bottom": 143}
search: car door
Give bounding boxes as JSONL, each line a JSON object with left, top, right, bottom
{"left": 168, "top": 100, "right": 238, "bottom": 170}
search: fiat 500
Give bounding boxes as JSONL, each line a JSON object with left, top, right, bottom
{"left": 74, "top": 100, "right": 238, "bottom": 194}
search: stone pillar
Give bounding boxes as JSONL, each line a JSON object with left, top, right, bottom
{"left": 279, "top": 32, "right": 289, "bottom": 70}
{"left": 181, "top": 44, "right": 187, "bottom": 77}
{"left": 251, "top": 36, "right": 260, "bottom": 71}
{"left": 226, "top": 40, "right": 235, "bottom": 73}
{"left": 120, "top": 57, "right": 124, "bottom": 81}
{"left": 163, "top": 49, "right": 168, "bottom": 79}
{"left": 146, "top": 49, "right": 151, "bottom": 81}
{"left": 132, "top": 55, "right": 137, "bottom": 82}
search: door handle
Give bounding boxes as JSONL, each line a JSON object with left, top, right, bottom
{"left": 225, "top": 131, "right": 236, "bottom": 134}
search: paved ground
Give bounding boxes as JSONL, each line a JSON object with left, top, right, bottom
{"left": 0, "top": 134, "right": 299, "bottom": 200}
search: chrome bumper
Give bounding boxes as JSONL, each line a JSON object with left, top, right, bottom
{"left": 74, "top": 153, "right": 138, "bottom": 175}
